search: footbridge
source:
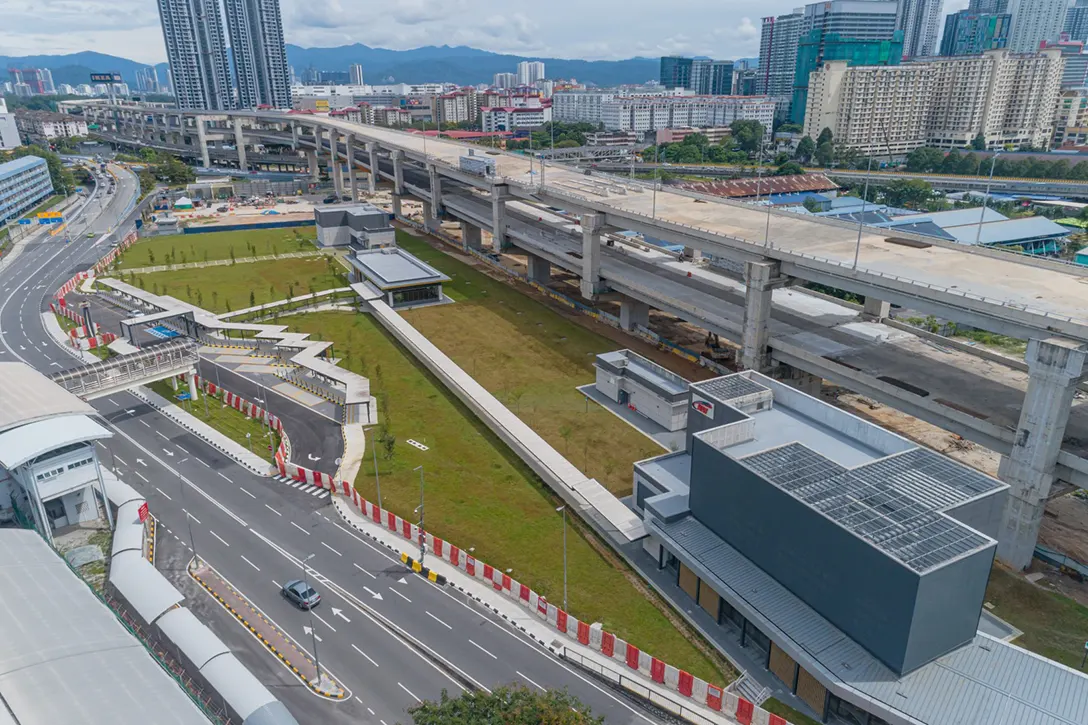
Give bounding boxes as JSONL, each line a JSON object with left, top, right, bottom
{"left": 69, "top": 100, "right": 1088, "bottom": 570}
{"left": 49, "top": 338, "right": 200, "bottom": 400}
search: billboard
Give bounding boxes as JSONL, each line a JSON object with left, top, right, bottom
{"left": 90, "top": 72, "right": 123, "bottom": 83}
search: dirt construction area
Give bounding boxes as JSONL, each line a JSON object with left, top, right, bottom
{"left": 172, "top": 198, "right": 317, "bottom": 230}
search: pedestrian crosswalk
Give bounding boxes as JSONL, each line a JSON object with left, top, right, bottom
{"left": 272, "top": 474, "right": 329, "bottom": 499}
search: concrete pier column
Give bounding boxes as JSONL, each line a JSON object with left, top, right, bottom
{"left": 392, "top": 150, "right": 405, "bottom": 195}
{"left": 332, "top": 150, "right": 344, "bottom": 199}
{"left": 421, "top": 201, "right": 441, "bottom": 232}
{"left": 367, "top": 142, "right": 379, "bottom": 194}
{"left": 392, "top": 193, "right": 403, "bottom": 218}
{"left": 347, "top": 134, "right": 358, "bottom": 201}
{"left": 187, "top": 370, "right": 200, "bottom": 401}
{"left": 461, "top": 221, "right": 482, "bottom": 251}
{"left": 195, "top": 118, "right": 210, "bottom": 168}
{"left": 428, "top": 164, "right": 443, "bottom": 216}
{"left": 526, "top": 253, "right": 551, "bottom": 285}
{"left": 233, "top": 118, "right": 247, "bottom": 171}
{"left": 741, "top": 260, "right": 778, "bottom": 372}
{"left": 998, "top": 337, "right": 1088, "bottom": 569}
{"left": 862, "top": 296, "right": 891, "bottom": 321}
{"left": 291, "top": 122, "right": 299, "bottom": 150}
{"left": 619, "top": 297, "right": 650, "bottom": 331}
{"left": 580, "top": 212, "right": 604, "bottom": 300}
{"left": 491, "top": 183, "right": 510, "bottom": 252}
{"left": 306, "top": 149, "right": 319, "bottom": 181}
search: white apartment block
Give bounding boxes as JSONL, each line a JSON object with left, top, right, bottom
{"left": 329, "top": 104, "right": 376, "bottom": 125}
{"left": 1053, "top": 89, "right": 1088, "bottom": 147}
{"left": 0, "top": 99, "right": 20, "bottom": 150}
{"left": 481, "top": 105, "right": 552, "bottom": 132}
{"left": 373, "top": 107, "right": 412, "bottom": 127}
{"left": 552, "top": 91, "right": 616, "bottom": 124}
{"left": 493, "top": 72, "right": 517, "bottom": 89}
{"left": 517, "top": 61, "right": 546, "bottom": 86}
{"left": 14, "top": 111, "right": 88, "bottom": 142}
{"left": 1007, "top": 0, "right": 1069, "bottom": 53}
{"left": 431, "top": 91, "right": 477, "bottom": 125}
{"left": 600, "top": 96, "right": 775, "bottom": 137}
{"left": 804, "top": 49, "right": 1064, "bottom": 155}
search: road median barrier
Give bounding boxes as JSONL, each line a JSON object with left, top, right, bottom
{"left": 400, "top": 551, "right": 447, "bottom": 585}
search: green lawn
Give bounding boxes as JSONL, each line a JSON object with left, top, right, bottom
{"left": 984, "top": 564, "right": 1088, "bottom": 669}
{"left": 395, "top": 231, "right": 664, "bottom": 495}
{"left": 763, "top": 698, "right": 821, "bottom": 725}
{"left": 126, "top": 257, "right": 347, "bottom": 313}
{"left": 291, "top": 310, "right": 730, "bottom": 686}
{"left": 115, "top": 228, "right": 317, "bottom": 270}
{"left": 148, "top": 378, "right": 280, "bottom": 458}
{"left": 22, "top": 194, "right": 63, "bottom": 220}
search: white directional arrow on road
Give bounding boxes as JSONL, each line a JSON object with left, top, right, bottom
{"left": 18, "top": 346, "right": 24, "bottom": 351}
{"left": 307, "top": 453, "right": 321, "bottom": 462}
{"left": 136, "top": 459, "right": 147, "bottom": 467}
{"left": 362, "top": 586, "right": 383, "bottom": 600}
{"left": 398, "top": 577, "right": 408, "bottom": 585}
{"left": 331, "top": 607, "right": 352, "bottom": 623}
{"left": 125, "top": 410, "right": 135, "bottom": 415}
{"left": 303, "top": 626, "right": 323, "bottom": 642}
{"left": 163, "top": 449, "right": 174, "bottom": 457}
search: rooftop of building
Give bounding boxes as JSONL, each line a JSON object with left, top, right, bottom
{"left": 13, "top": 109, "right": 85, "bottom": 122}
{"left": 0, "top": 529, "right": 212, "bottom": 725}
{"left": 596, "top": 349, "right": 689, "bottom": 398}
{"left": 0, "top": 362, "right": 95, "bottom": 434}
{"left": 347, "top": 247, "right": 449, "bottom": 289}
{"left": 0, "top": 154, "right": 49, "bottom": 180}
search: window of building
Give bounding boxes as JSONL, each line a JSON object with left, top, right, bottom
{"left": 36, "top": 466, "right": 65, "bottom": 481}
{"left": 390, "top": 285, "right": 440, "bottom": 306}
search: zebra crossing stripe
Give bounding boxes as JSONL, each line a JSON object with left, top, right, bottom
{"left": 309, "top": 487, "right": 323, "bottom": 497}
{"left": 316, "top": 490, "right": 329, "bottom": 499}
{"left": 291, "top": 481, "right": 304, "bottom": 488}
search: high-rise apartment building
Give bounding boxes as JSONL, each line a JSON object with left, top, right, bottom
{"left": 803, "top": 49, "right": 1064, "bottom": 154}
{"left": 493, "top": 72, "right": 517, "bottom": 89}
{"left": 661, "top": 57, "right": 733, "bottom": 94}
{"left": 135, "top": 67, "right": 161, "bottom": 93}
{"left": 516, "top": 61, "right": 545, "bottom": 86}
{"left": 940, "top": 10, "right": 1011, "bottom": 56}
{"left": 350, "top": 63, "right": 364, "bottom": 86}
{"left": 1052, "top": 88, "right": 1088, "bottom": 147}
{"left": 896, "top": 0, "right": 945, "bottom": 58}
{"left": 600, "top": 96, "right": 775, "bottom": 136}
{"left": 968, "top": 0, "right": 1007, "bottom": 12}
{"left": 1043, "top": 40, "right": 1088, "bottom": 89}
{"left": 8, "top": 69, "right": 54, "bottom": 95}
{"left": 791, "top": 30, "right": 903, "bottom": 125}
{"left": 223, "top": 0, "right": 291, "bottom": 108}
{"left": 660, "top": 57, "right": 693, "bottom": 89}
{"left": 1006, "top": 0, "right": 1068, "bottom": 53}
{"left": 758, "top": 11, "right": 804, "bottom": 99}
{"left": 0, "top": 98, "right": 20, "bottom": 151}
{"left": 156, "top": 0, "right": 234, "bottom": 110}
{"left": 1066, "top": 0, "right": 1088, "bottom": 43}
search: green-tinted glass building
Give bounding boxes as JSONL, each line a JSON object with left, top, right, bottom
{"left": 790, "top": 29, "right": 904, "bottom": 126}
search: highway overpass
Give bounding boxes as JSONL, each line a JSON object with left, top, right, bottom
{"left": 73, "top": 101, "right": 1088, "bottom": 571}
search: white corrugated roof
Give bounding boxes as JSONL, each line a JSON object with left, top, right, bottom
{"left": 0, "top": 413, "right": 110, "bottom": 469}
{"left": 0, "top": 362, "right": 95, "bottom": 434}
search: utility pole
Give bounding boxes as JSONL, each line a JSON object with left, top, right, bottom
{"left": 414, "top": 465, "right": 425, "bottom": 566}
{"left": 975, "top": 152, "right": 1001, "bottom": 247}
{"left": 853, "top": 153, "right": 875, "bottom": 270}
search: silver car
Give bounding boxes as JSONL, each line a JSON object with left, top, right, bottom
{"left": 281, "top": 579, "right": 321, "bottom": 609}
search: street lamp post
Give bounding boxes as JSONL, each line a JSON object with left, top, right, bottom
{"left": 975, "top": 151, "right": 1001, "bottom": 247}
{"left": 300, "top": 553, "right": 322, "bottom": 684}
{"left": 652, "top": 142, "right": 660, "bottom": 218}
{"left": 556, "top": 505, "right": 567, "bottom": 611}
{"left": 413, "top": 466, "right": 425, "bottom": 566}
{"left": 853, "top": 153, "right": 875, "bottom": 270}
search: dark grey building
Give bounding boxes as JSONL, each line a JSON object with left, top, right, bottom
{"left": 659, "top": 57, "right": 693, "bottom": 90}
{"left": 155, "top": 0, "right": 234, "bottom": 110}
{"left": 313, "top": 203, "right": 394, "bottom": 248}
{"left": 940, "top": 10, "right": 1012, "bottom": 56}
{"left": 627, "top": 371, "right": 1088, "bottom": 725}
{"left": 1068, "top": 0, "right": 1088, "bottom": 43}
{"left": 661, "top": 57, "right": 734, "bottom": 95}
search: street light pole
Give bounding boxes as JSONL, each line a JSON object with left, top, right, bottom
{"left": 652, "top": 142, "right": 660, "bottom": 218}
{"left": 414, "top": 465, "right": 425, "bottom": 566}
{"left": 556, "top": 505, "right": 567, "bottom": 611}
{"left": 300, "top": 553, "right": 322, "bottom": 684}
{"left": 853, "top": 153, "right": 875, "bottom": 270}
{"left": 975, "top": 151, "right": 1000, "bottom": 247}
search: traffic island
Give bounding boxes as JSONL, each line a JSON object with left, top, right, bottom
{"left": 188, "top": 559, "right": 348, "bottom": 700}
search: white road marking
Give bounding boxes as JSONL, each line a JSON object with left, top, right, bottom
{"left": 135, "top": 471, "right": 149, "bottom": 482}
{"left": 468, "top": 639, "right": 498, "bottom": 660}
{"left": 140, "top": 420, "right": 151, "bottom": 428}
{"left": 115, "top": 455, "right": 128, "bottom": 466}
{"left": 210, "top": 530, "right": 230, "bottom": 547}
{"left": 398, "top": 683, "right": 422, "bottom": 704}
{"left": 182, "top": 509, "right": 202, "bottom": 525}
{"left": 389, "top": 587, "right": 411, "bottom": 603}
{"left": 240, "top": 555, "right": 260, "bottom": 571}
{"left": 425, "top": 611, "right": 452, "bottom": 630}
{"left": 195, "top": 458, "right": 210, "bottom": 467}
{"left": 239, "top": 487, "right": 256, "bottom": 499}
{"left": 516, "top": 670, "right": 545, "bottom": 691}
{"left": 353, "top": 563, "right": 376, "bottom": 579}
{"left": 176, "top": 445, "right": 189, "bottom": 455}
{"left": 155, "top": 431, "right": 169, "bottom": 440}
{"left": 216, "top": 471, "right": 232, "bottom": 483}
{"left": 154, "top": 486, "right": 172, "bottom": 500}
{"left": 311, "top": 611, "right": 337, "bottom": 632}
{"left": 320, "top": 541, "right": 342, "bottom": 557}
{"left": 265, "top": 504, "right": 282, "bottom": 516}
{"left": 290, "top": 521, "right": 310, "bottom": 535}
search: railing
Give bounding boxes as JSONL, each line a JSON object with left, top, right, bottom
{"left": 49, "top": 338, "right": 200, "bottom": 398}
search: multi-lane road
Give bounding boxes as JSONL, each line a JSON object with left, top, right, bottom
{"left": 0, "top": 166, "right": 670, "bottom": 724}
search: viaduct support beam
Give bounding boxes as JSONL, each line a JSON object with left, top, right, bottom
{"left": 491, "top": 184, "right": 510, "bottom": 252}
{"left": 998, "top": 338, "right": 1088, "bottom": 569}
{"left": 347, "top": 134, "right": 358, "bottom": 201}
{"left": 291, "top": 122, "right": 299, "bottom": 150}
{"left": 367, "top": 142, "right": 379, "bottom": 194}
{"left": 421, "top": 201, "right": 441, "bottom": 232}
{"left": 233, "top": 118, "right": 247, "bottom": 172}
{"left": 306, "top": 149, "right": 319, "bottom": 181}
{"left": 428, "top": 164, "right": 443, "bottom": 216}
{"left": 862, "top": 296, "right": 891, "bottom": 321}
{"left": 392, "top": 150, "right": 405, "bottom": 195}
{"left": 741, "top": 260, "right": 778, "bottom": 372}
{"left": 526, "top": 253, "right": 551, "bottom": 285}
{"left": 392, "top": 194, "right": 403, "bottom": 218}
{"left": 461, "top": 222, "right": 482, "bottom": 251}
{"left": 580, "top": 212, "right": 604, "bottom": 300}
{"left": 619, "top": 296, "right": 650, "bottom": 331}
{"left": 196, "top": 117, "right": 210, "bottom": 168}
{"left": 331, "top": 132, "right": 344, "bottom": 198}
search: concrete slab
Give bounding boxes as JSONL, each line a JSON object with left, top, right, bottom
{"left": 235, "top": 363, "right": 278, "bottom": 374}
{"left": 213, "top": 353, "right": 258, "bottom": 364}
{"left": 272, "top": 382, "right": 324, "bottom": 407}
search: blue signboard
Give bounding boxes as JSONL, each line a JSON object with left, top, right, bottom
{"left": 18, "top": 219, "right": 31, "bottom": 225}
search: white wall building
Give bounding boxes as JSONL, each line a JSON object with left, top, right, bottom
{"left": 552, "top": 91, "right": 617, "bottom": 124}
{"left": 1053, "top": 88, "right": 1088, "bottom": 147}
{"left": 0, "top": 99, "right": 20, "bottom": 151}
{"left": 803, "top": 49, "right": 1064, "bottom": 154}
{"left": 14, "top": 111, "right": 88, "bottom": 142}
{"left": 493, "top": 72, "right": 517, "bottom": 89}
{"left": 897, "top": 0, "right": 944, "bottom": 58}
{"left": 350, "top": 63, "right": 364, "bottom": 85}
{"left": 1007, "top": 0, "right": 1069, "bottom": 53}
{"left": 481, "top": 105, "right": 552, "bottom": 131}
{"left": 156, "top": 0, "right": 234, "bottom": 110}
{"left": 223, "top": 0, "right": 292, "bottom": 109}
{"left": 600, "top": 96, "right": 775, "bottom": 137}
{"left": 517, "top": 61, "right": 546, "bottom": 86}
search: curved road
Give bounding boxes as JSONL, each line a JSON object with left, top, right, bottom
{"left": 0, "top": 165, "right": 670, "bottom": 724}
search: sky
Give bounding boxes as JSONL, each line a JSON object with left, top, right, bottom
{"left": 1, "top": 0, "right": 972, "bottom": 64}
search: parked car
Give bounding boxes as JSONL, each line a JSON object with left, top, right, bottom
{"left": 322, "top": 195, "right": 338, "bottom": 204}
{"left": 281, "top": 579, "right": 321, "bottom": 609}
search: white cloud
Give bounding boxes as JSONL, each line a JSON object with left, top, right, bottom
{"left": 0, "top": 0, "right": 814, "bottom": 64}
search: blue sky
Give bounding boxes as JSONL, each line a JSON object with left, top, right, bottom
{"left": 1, "top": 0, "right": 970, "bottom": 64}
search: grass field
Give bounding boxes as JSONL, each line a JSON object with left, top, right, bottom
{"left": 23, "top": 194, "right": 63, "bottom": 220}
{"left": 129, "top": 257, "right": 346, "bottom": 313}
{"left": 115, "top": 228, "right": 317, "bottom": 270}
{"left": 148, "top": 378, "right": 280, "bottom": 458}
{"left": 290, "top": 310, "right": 729, "bottom": 686}
{"left": 984, "top": 564, "right": 1088, "bottom": 669}
{"left": 393, "top": 231, "right": 664, "bottom": 495}
{"left": 763, "top": 698, "right": 821, "bottom": 725}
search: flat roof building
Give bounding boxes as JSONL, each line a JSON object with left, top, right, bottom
{"left": 623, "top": 366, "right": 1088, "bottom": 725}
{"left": 594, "top": 350, "right": 689, "bottom": 432}
{"left": 346, "top": 246, "right": 449, "bottom": 309}
{"left": 313, "top": 202, "right": 394, "bottom": 248}
{"left": 0, "top": 155, "right": 53, "bottom": 223}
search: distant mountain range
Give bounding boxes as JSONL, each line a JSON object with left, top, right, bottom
{"left": 1, "top": 44, "right": 660, "bottom": 90}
